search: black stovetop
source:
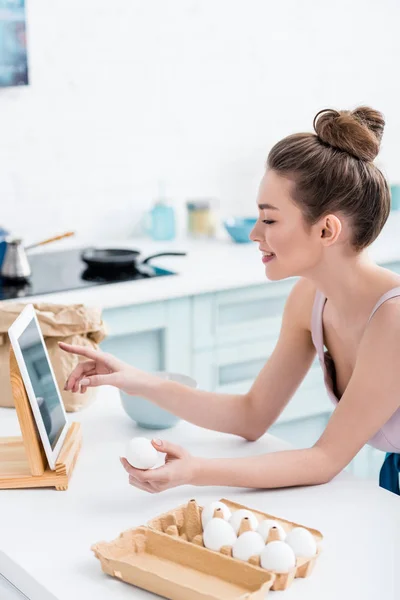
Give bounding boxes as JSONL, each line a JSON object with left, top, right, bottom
{"left": 0, "top": 248, "right": 176, "bottom": 301}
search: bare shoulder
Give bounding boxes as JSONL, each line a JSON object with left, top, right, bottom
{"left": 366, "top": 294, "right": 400, "bottom": 340}
{"left": 354, "top": 294, "right": 400, "bottom": 398}
{"left": 359, "top": 294, "right": 400, "bottom": 366}
{"left": 283, "top": 277, "right": 317, "bottom": 332}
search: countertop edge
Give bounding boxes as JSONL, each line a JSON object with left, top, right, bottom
{"left": 0, "top": 550, "right": 58, "bottom": 600}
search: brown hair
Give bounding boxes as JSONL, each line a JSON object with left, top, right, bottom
{"left": 267, "top": 107, "right": 391, "bottom": 251}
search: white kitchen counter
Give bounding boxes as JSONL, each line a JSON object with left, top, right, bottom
{"left": 3, "top": 211, "right": 400, "bottom": 309}
{"left": 0, "top": 387, "right": 399, "bottom": 600}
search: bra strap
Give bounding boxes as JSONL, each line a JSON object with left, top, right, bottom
{"left": 368, "top": 286, "right": 400, "bottom": 324}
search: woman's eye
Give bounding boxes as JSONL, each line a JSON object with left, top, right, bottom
{"left": 262, "top": 219, "right": 275, "bottom": 225}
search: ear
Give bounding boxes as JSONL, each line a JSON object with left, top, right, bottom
{"left": 320, "top": 214, "right": 342, "bottom": 246}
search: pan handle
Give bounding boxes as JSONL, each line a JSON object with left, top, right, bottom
{"left": 142, "top": 252, "right": 187, "bottom": 264}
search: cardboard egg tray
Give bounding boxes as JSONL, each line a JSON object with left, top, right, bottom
{"left": 92, "top": 497, "right": 323, "bottom": 597}
{"left": 91, "top": 526, "right": 275, "bottom": 599}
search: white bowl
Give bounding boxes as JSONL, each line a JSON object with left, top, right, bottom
{"left": 120, "top": 371, "right": 197, "bottom": 429}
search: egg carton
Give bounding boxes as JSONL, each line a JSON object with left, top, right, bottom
{"left": 91, "top": 525, "right": 275, "bottom": 599}
{"left": 146, "top": 498, "right": 323, "bottom": 592}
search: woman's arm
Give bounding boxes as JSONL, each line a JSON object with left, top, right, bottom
{"left": 194, "top": 299, "right": 400, "bottom": 487}
{"left": 61, "top": 278, "right": 316, "bottom": 441}
{"left": 122, "top": 297, "right": 400, "bottom": 492}
{"left": 192, "top": 447, "right": 329, "bottom": 488}
{"left": 143, "top": 278, "right": 316, "bottom": 440}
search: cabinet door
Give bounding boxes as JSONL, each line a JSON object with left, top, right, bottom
{"left": 101, "top": 328, "right": 164, "bottom": 372}
{"left": 193, "top": 280, "right": 296, "bottom": 350}
{"left": 285, "top": 358, "right": 332, "bottom": 422}
{"left": 193, "top": 338, "right": 332, "bottom": 424}
{"left": 101, "top": 297, "right": 191, "bottom": 376}
{"left": 269, "top": 413, "right": 332, "bottom": 449}
{"left": 101, "top": 301, "right": 166, "bottom": 371}
{"left": 193, "top": 338, "right": 276, "bottom": 393}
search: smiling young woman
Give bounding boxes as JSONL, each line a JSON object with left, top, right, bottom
{"left": 60, "top": 106, "right": 400, "bottom": 496}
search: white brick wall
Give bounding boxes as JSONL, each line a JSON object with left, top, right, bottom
{"left": 0, "top": 0, "right": 399, "bottom": 243}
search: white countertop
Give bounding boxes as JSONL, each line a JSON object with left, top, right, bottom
{"left": 3, "top": 212, "right": 400, "bottom": 310}
{"left": 0, "top": 387, "right": 399, "bottom": 600}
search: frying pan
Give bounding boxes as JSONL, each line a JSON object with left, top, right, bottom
{"left": 80, "top": 248, "right": 186, "bottom": 272}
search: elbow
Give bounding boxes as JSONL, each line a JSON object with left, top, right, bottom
{"left": 242, "top": 430, "right": 263, "bottom": 442}
{"left": 311, "top": 446, "right": 341, "bottom": 485}
{"left": 316, "top": 471, "right": 335, "bottom": 485}
{"left": 241, "top": 423, "right": 268, "bottom": 442}
{"left": 240, "top": 395, "right": 269, "bottom": 441}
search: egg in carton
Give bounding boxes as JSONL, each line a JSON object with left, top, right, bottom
{"left": 147, "top": 497, "right": 323, "bottom": 592}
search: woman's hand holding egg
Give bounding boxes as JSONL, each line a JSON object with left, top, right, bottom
{"left": 120, "top": 438, "right": 196, "bottom": 493}
{"left": 124, "top": 437, "right": 159, "bottom": 470}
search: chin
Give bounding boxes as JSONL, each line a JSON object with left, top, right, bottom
{"left": 264, "top": 263, "right": 297, "bottom": 281}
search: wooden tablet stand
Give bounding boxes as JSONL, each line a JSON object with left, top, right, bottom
{"left": 0, "top": 349, "right": 82, "bottom": 490}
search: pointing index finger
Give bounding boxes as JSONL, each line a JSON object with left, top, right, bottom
{"left": 58, "top": 342, "right": 100, "bottom": 361}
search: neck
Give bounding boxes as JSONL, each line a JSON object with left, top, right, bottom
{"left": 306, "top": 250, "right": 378, "bottom": 320}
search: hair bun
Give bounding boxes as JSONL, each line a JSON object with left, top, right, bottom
{"left": 313, "top": 106, "right": 385, "bottom": 161}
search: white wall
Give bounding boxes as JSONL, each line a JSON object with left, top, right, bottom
{"left": 0, "top": 0, "right": 399, "bottom": 242}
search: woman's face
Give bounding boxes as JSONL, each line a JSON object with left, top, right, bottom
{"left": 250, "top": 169, "right": 324, "bottom": 280}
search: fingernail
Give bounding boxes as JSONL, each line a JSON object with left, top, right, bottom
{"left": 80, "top": 378, "right": 90, "bottom": 386}
{"left": 153, "top": 438, "right": 162, "bottom": 446}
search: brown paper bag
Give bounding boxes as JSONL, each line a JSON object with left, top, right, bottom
{"left": 0, "top": 303, "right": 107, "bottom": 412}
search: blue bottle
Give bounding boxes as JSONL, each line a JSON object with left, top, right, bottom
{"left": 148, "top": 200, "right": 176, "bottom": 241}
{"left": 0, "top": 226, "right": 10, "bottom": 269}
{"left": 390, "top": 185, "right": 400, "bottom": 211}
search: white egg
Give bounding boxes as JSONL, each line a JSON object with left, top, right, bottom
{"left": 232, "top": 531, "right": 265, "bottom": 562}
{"left": 257, "top": 519, "right": 286, "bottom": 542}
{"left": 285, "top": 527, "right": 317, "bottom": 558}
{"left": 125, "top": 437, "right": 158, "bottom": 470}
{"left": 203, "top": 518, "right": 237, "bottom": 551}
{"left": 201, "top": 501, "right": 232, "bottom": 529}
{"left": 229, "top": 509, "right": 259, "bottom": 535}
{"left": 260, "top": 541, "right": 296, "bottom": 573}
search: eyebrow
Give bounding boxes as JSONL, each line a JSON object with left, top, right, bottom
{"left": 258, "top": 203, "right": 279, "bottom": 210}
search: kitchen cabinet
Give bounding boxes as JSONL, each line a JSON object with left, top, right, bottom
{"left": 192, "top": 280, "right": 293, "bottom": 349}
{"left": 101, "top": 296, "right": 192, "bottom": 376}
{"left": 99, "top": 259, "right": 400, "bottom": 481}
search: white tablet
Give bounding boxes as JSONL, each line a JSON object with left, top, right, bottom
{"left": 8, "top": 304, "right": 68, "bottom": 470}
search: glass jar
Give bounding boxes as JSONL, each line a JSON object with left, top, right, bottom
{"left": 147, "top": 200, "right": 176, "bottom": 241}
{"left": 186, "top": 199, "right": 217, "bottom": 238}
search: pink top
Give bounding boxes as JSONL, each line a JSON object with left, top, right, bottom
{"left": 311, "top": 286, "right": 400, "bottom": 453}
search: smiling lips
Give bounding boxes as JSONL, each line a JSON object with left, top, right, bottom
{"left": 261, "top": 251, "right": 275, "bottom": 264}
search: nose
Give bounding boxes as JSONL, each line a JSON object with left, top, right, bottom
{"left": 249, "top": 219, "right": 263, "bottom": 243}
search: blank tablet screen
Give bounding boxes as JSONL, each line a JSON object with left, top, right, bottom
{"left": 18, "top": 318, "right": 66, "bottom": 450}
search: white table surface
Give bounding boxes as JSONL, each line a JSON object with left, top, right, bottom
{"left": 0, "top": 387, "right": 399, "bottom": 600}
{"left": 3, "top": 211, "right": 400, "bottom": 309}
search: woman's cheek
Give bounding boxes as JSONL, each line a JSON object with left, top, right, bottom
{"left": 267, "top": 229, "right": 285, "bottom": 252}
